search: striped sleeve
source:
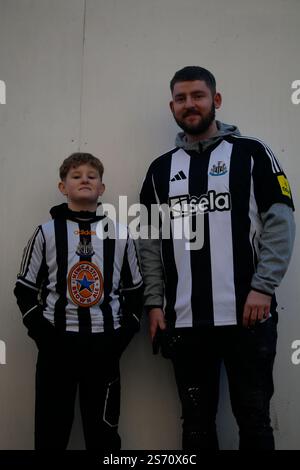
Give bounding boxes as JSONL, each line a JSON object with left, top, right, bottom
{"left": 17, "top": 226, "right": 46, "bottom": 289}
{"left": 14, "top": 226, "right": 46, "bottom": 329}
{"left": 119, "top": 230, "right": 143, "bottom": 323}
{"left": 252, "top": 141, "right": 294, "bottom": 213}
{"left": 120, "top": 230, "right": 143, "bottom": 291}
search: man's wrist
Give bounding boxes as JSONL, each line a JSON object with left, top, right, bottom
{"left": 145, "top": 305, "right": 163, "bottom": 314}
{"left": 250, "top": 287, "right": 273, "bottom": 297}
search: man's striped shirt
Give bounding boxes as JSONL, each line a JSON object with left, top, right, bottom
{"left": 140, "top": 135, "right": 294, "bottom": 327}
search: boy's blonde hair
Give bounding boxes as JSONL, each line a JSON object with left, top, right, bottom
{"left": 59, "top": 153, "right": 104, "bottom": 181}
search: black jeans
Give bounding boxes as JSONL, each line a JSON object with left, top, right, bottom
{"left": 162, "top": 319, "right": 277, "bottom": 450}
{"left": 35, "top": 332, "right": 121, "bottom": 450}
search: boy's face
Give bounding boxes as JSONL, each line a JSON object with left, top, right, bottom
{"left": 58, "top": 163, "right": 105, "bottom": 210}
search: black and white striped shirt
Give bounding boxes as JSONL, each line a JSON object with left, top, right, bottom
{"left": 15, "top": 204, "right": 143, "bottom": 334}
{"left": 140, "top": 135, "right": 294, "bottom": 328}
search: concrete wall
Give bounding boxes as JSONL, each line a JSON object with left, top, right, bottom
{"left": 0, "top": 0, "right": 299, "bottom": 449}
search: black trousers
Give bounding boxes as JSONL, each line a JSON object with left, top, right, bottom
{"left": 162, "top": 319, "right": 277, "bottom": 450}
{"left": 35, "top": 333, "right": 121, "bottom": 450}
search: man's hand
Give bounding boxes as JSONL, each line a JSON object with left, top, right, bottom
{"left": 243, "top": 290, "right": 272, "bottom": 327}
{"left": 149, "top": 308, "right": 166, "bottom": 340}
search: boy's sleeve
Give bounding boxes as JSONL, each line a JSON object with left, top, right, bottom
{"left": 117, "top": 230, "right": 144, "bottom": 355}
{"left": 119, "top": 231, "right": 144, "bottom": 325}
{"left": 14, "top": 226, "right": 53, "bottom": 340}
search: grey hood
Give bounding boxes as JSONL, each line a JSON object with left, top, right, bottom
{"left": 175, "top": 120, "right": 241, "bottom": 153}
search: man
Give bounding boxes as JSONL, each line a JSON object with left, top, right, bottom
{"left": 139, "top": 66, "right": 295, "bottom": 450}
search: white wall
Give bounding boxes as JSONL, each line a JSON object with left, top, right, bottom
{"left": 0, "top": 0, "right": 299, "bottom": 449}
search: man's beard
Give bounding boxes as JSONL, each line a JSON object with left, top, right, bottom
{"left": 174, "top": 104, "right": 216, "bottom": 136}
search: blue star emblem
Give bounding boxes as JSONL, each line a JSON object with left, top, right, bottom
{"left": 77, "top": 274, "right": 95, "bottom": 293}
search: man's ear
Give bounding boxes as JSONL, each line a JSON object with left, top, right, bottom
{"left": 214, "top": 92, "right": 222, "bottom": 110}
{"left": 169, "top": 100, "right": 175, "bottom": 114}
{"left": 58, "top": 181, "right": 67, "bottom": 196}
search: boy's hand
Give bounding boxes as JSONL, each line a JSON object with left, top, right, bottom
{"left": 243, "top": 290, "right": 272, "bottom": 327}
{"left": 149, "top": 308, "right": 166, "bottom": 340}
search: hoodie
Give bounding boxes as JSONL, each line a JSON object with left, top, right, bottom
{"left": 175, "top": 120, "right": 241, "bottom": 153}
{"left": 14, "top": 203, "right": 143, "bottom": 346}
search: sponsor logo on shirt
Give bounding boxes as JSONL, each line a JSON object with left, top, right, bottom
{"left": 209, "top": 161, "right": 228, "bottom": 176}
{"left": 277, "top": 175, "right": 292, "bottom": 199}
{"left": 74, "top": 230, "right": 97, "bottom": 236}
{"left": 68, "top": 261, "right": 103, "bottom": 307}
{"left": 169, "top": 191, "right": 231, "bottom": 218}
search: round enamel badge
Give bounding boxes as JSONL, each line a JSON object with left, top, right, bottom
{"left": 68, "top": 261, "right": 104, "bottom": 307}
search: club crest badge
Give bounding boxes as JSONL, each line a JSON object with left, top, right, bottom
{"left": 68, "top": 261, "right": 103, "bottom": 307}
{"left": 209, "top": 161, "right": 228, "bottom": 176}
{"left": 76, "top": 239, "right": 95, "bottom": 257}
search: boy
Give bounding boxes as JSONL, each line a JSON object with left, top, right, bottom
{"left": 14, "top": 152, "right": 143, "bottom": 450}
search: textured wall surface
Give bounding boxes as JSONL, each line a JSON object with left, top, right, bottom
{"left": 0, "top": 0, "right": 299, "bottom": 449}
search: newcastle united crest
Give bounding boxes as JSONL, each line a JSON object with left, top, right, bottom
{"left": 68, "top": 261, "right": 103, "bottom": 307}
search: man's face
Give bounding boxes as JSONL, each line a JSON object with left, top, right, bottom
{"left": 59, "top": 163, "right": 105, "bottom": 206}
{"left": 170, "top": 80, "right": 221, "bottom": 136}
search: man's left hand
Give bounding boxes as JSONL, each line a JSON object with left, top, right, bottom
{"left": 243, "top": 290, "right": 272, "bottom": 328}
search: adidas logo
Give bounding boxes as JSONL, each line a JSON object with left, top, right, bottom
{"left": 170, "top": 170, "right": 187, "bottom": 182}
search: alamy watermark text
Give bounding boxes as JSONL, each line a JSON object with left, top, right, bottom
{"left": 291, "top": 80, "right": 300, "bottom": 105}
{"left": 0, "top": 340, "right": 6, "bottom": 365}
{"left": 291, "top": 340, "right": 300, "bottom": 365}
{"left": 0, "top": 80, "right": 6, "bottom": 104}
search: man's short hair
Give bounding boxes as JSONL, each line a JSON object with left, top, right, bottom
{"left": 170, "top": 66, "right": 216, "bottom": 95}
{"left": 59, "top": 152, "right": 104, "bottom": 181}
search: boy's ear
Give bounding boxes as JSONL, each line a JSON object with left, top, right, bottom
{"left": 58, "top": 181, "right": 67, "bottom": 196}
{"left": 99, "top": 183, "right": 105, "bottom": 196}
